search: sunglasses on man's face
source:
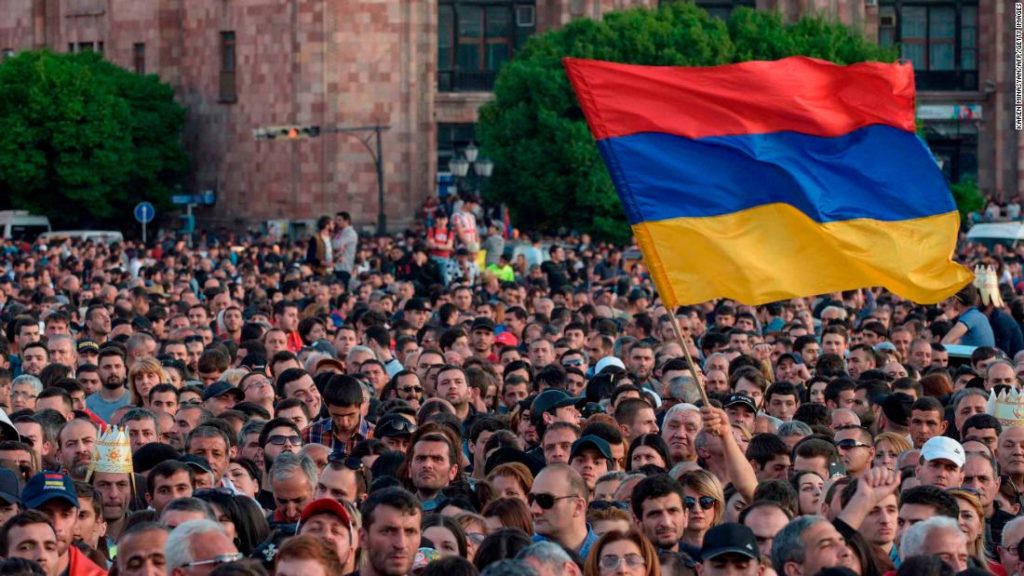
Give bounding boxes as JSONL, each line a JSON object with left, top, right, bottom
{"left": 528, "top": 492, "right": 577, "bottom": 510}
{"left": 834, "top": 439, "right": 871, "bottom": 450}
{"left": 267, "top": 435, "right": 302, "bottom": 447}
{"left": 684, "top": 495, "right": 716, "bottom": 511}
{"left": 399, "top": 386, "right": 424, "bottom": 395}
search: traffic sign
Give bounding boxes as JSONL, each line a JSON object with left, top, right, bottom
{"left": 171, "top": 195, "right": 193, "bottom": 206}
{"left": 134, "top": 202, "right": 155, "bottom": 224}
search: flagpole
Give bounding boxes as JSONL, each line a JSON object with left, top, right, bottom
{"left": 664, "top": 305, "right": 710, "bottom": 406}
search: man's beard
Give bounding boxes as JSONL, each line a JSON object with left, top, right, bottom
{"left": 102, "top": 376, "right": 125, "bottom": 390}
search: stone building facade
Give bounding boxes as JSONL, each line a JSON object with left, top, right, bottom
{"left": 0, "top": 0, "right": 1016, "bottom": 230}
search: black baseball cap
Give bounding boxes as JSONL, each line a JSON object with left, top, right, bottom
{"left": 471, "top": 318, "right": 495, "bottom": 333}
{"left": 570, "top": 435, "right": 613, "bottom": 461}
{"left": 531, "top": 389, "right": 581, "bottom": 423}
{"left": 201, "top": 381, "right": 244, "bottom": 403}
{"left": 724, "top": 393, "right": 757, "bottom": 414}
{"left": 178, "top": 455, "right": 214, "bottom": 476}
{"left": 700, "top": 523, "right": 760, "bottom": 561}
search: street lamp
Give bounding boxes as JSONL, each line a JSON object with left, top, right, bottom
{"left": 449, "top": 142, "right": 492, "bottom": 197}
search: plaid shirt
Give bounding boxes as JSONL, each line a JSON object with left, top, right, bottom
{"left": 302, "top": 417, "right": 373, "bottom": 453}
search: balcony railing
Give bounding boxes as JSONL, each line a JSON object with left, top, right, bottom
{"left": 438, "top": 69, "right": 498, "bottom": 92}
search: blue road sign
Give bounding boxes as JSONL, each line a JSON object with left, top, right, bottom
{"left": 134, "top": 202, "right": 155, "bottom": 224}
{"left": 171, "top": 195, "right": 193, "bottom": 205}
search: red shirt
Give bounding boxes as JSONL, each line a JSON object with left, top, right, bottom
{"left": 427, "top": 227, "right": 452, "bottom": 258}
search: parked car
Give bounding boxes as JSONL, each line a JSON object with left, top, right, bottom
{"left": 39, "top": 230, "right": 125, "bottom": 245}
{"left": 0, "top": 211, "right": 51, "bottom": 241}
{"left": 965, "top": 222, "right": 1024, "bottom": 250}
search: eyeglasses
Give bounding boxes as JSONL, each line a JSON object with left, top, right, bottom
{"left": 528, "top": 493, "right": 578, "bottom": 509}
{"left": 467, "top": 532, "right": 487, "bottom": 545}
{"left": 328, "top": 453, "right": 365, "bottom": 471}
{"left": 398, "top": 386, "right": 424, "bottom": 395}
{"left": 599, "top": 554, "right": 646, "bottom": 572}
{"left": 562, "top": 359, "right": 585, "bottom": 367}
{"left": 267, "top": 435, "right": 302, "bottom": 447}
{"left": 589, "top": 500, "right": 629, "bottom": 512}
{"left": 183, "top": 335, "right": 205, "bottom": 344}
{"left": 834, "top": 439, "right": 871, "bottom": 450}
{"left": 181, "top": 553, "right": 244, "bottom": 569}
{"left": 683, "top": 496, "right": 716, "bottom": 511}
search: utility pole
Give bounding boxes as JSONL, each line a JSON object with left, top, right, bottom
{"left": 255, "top": 123, "right": 390, "bottom": 234}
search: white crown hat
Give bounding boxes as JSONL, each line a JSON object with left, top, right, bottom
{"left": 974, "top": 265, "right": 1004, "bottom": 308}
{"left": 987, "top": 388, "right": 1024, "bottom": 428}
{"left": 86, "top": 426, "right": 134, "bottom": 479}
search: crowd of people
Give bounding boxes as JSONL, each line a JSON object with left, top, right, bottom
{"left": 0, "top": 198, "right": 1020, "bottom": 576}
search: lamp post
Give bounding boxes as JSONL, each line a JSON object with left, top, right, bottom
{"left": 325, "top": 124, "right": 389, "bottom": 234}
{"left": 255, "top": 123, "right": 390, "bottom": 234}
{"left": 448, "top": 142, "right": 493, "bottom": 197}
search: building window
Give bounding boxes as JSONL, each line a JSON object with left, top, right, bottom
{"left": 689, "top": 0, "right": 755, "bottom": 19}
{"left": 68, "top": 41, "right": 103, "bottom": 54}
{"left": 219, "top": 31, "right": 237, "bottom": 103}
{"left": 880, "top": 1, "right": 977, "bottom": 91}
{"left": 133, "top": 43, "right": 146, "bottom": 74}
{"left": 2, "top": 49, "right": 14, "bottom": 60}
{"left": 438, "top": 1, "right": 535, "bottom": 92}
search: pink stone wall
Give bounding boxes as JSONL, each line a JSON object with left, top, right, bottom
{"left": 0, "top": 0, "right": 1016, "bottom": 225}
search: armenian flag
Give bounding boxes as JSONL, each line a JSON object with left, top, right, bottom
{"left": 563, "top": 56, "right": 973, "bottom": 307}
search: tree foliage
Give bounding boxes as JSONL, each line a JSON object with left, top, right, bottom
{"left": 951, "top": 179, "right": 984, "bottom": 221}
{"left": 478, "top": 3, "right": 897, "bottom": 242}
{"left": 0, "top": 50, "right": 187, "bottom": 226}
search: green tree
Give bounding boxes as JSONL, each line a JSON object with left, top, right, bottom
{"left": 951, "top": 179, "right": 984, "bottom": 221}
{"left": 478, "top": 3, "right": 897, "bottom": 243}
{"left": 0, "top": 50, "right": 187, "bottom": 226}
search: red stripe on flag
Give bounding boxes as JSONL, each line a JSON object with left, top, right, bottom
{"left": 562, "top": 56, "right": 916, "bottom": 141}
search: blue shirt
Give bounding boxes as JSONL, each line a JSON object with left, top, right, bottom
{"left": 532, "top": 525, "right": 599, "bottom": 561}
{"left": 958, "top": 307, "right": 996, "bottom": 348}
{"left": 85, "top": 390, "right": 132, "bottom": 423}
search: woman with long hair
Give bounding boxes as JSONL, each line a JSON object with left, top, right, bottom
{"left": 948, "top": 488, "right": 996, "bottom": 572}
{"left": 873, "top": 433, "right": 912, "bottom": 472}
{"left": 626, "top": 435, "right": 671, "bottom": 472}
{"left": 790, "top": 471, "right": 825, "bottom": 516}
{"left": 481, "top": 497, "right": 533, "bottom": 535}
{"left": 677, "top": 469, "right": 724, "bottom": 548}
{"left": 128, "top": 357, "right": 169, "bottom": 407}
{"left": 422, "top": 513, "right": 468, "bottom": 558}
{"left": 486, "top": 463, "right": 532, "bottom": 504}
{"left": 583, "top": 528, "right": 660, "bottom": 576}
{"left": 194, "top": 489, "right": 270, "bottom": 555}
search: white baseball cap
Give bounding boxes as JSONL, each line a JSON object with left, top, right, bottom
{"left": 921, "top": 436, "right": 965, "bottom": 468}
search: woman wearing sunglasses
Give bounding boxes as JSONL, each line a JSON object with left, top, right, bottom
{"left": 677, "top": 469, "right": 724, "bottom": 548}
{"left": 626, "top": 435, "right": 670, "bottom": 473}
{"left": 583, "top": 528, "right": 660, "bottom": 576}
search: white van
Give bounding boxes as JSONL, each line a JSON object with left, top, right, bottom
{"left": 39, "top": 230, "right": 124, "bottom": 245}
{"left": 0, "top": 211, "right": 51, "bottom": 241}
{"left": 965, "top": 222, "right": 1024, "bottom": 249}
